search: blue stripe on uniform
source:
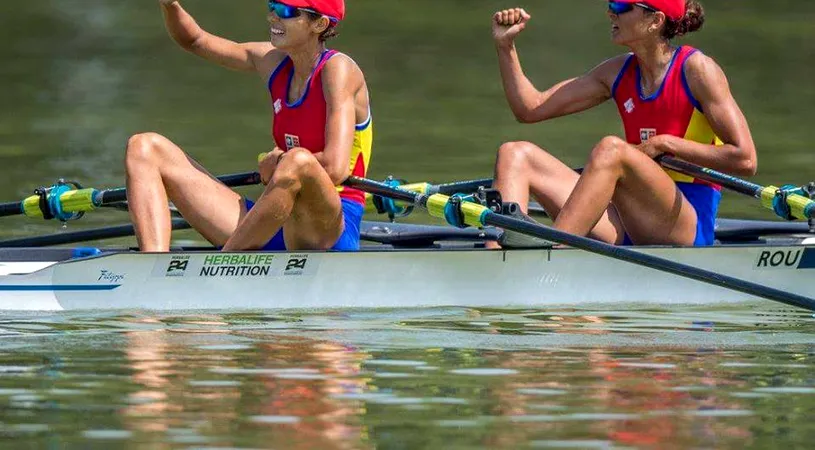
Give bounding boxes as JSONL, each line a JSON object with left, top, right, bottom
{"left": 798, "top": 248, "right": 815, "bottom": 269}
{"left": 0, "top": 285, "right": 121, "bottom": 291}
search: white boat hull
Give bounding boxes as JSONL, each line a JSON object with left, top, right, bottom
{"left": 1, "top": 244, "right": 813, "bottom": 310}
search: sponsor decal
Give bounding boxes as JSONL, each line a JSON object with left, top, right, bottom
{"left": 273, "top": 99, "right": 282, "bottom": 114}
{"left": 152, "top": 253, "right": 323, "bottom": 278}
{"left": 166, "top": 255, "right": 190, "bottom": 277}
{"left": 624, "top": 98, "right": 635, "bottom": 114}
{"left": 754, "top": 249, "right": 809, "bottom": 269}
{"left": 199, "top": 254, "right": 275, "bottom": 277}
{"left": 284, "top": 134, "right": 300, "bottom": 150}
{"left": 283, "top": 254, "right": 318, "bottom": 276}
{"left": 98, "top": 270, "right": 125, "bottom": 284}
{"left": 639, "top": 128, "right": 657, "bottom": 142}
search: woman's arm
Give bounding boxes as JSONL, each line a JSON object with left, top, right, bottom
{"left": 646, "top": 53, "right": 757, "bottom": 176}
{"left": 498, "top": 47, "right": 625, "bottom": 123}
{"left": 160, "top": 0, "right": 278, "bottom": 77}
{"left": 313, "top": 55, "right": 364, "bottom": 185}
{"left": 493, "top": 8, "right": 621, "bottom": 123}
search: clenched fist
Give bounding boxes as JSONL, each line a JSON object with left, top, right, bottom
{"left": 492, "top": 8, "right": 531, "bottom": 48}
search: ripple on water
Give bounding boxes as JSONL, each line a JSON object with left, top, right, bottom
{"left": 249, "top": 415, "right": 301, "bottom": 424}
{"left": 82, "top": 430, "right": 134, "bottom": 440}
{"left": 688, "top": 409, "right": 754, "bottom": 417}
{"left": 436, "top": 419, "right": 482, "bottom": 428}
{"left": 209, "top": 367, "right": 321, "bottom": 375}
{"left": 753, "top": 387, "right": 815, "bottom": 394}
{"left": 364, "top": 359, "right": 428, "bottom": 367}
{"left": 373, "top": 372, "right": 416, "bottom": 378}
{"left": 449, "top": 368, "right": 519, "bottom": 376}
{"left": 196, "top": 344, "right": 253, "bottom": 351}
{"left": 516, "top": 388, "right": 568, "bottom": 396}
{"left": 531, "top": 440, "right": 615, "bottom": 449}
{"left": 188, "top": 380, "right": 242, "bottom": 387}
{"left": 615, "top": 362, "right": 677, "bottom": 369}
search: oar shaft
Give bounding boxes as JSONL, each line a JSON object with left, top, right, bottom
{"left": 658, "top": 155, "right": 815, "bottom": 220}
{"left": 0, "top": 171, "right": 262, "bottom": 220}
{"left": 0, "top": 219, "right": 192, "bottom": 248}
{"left": 658, "top": 156, "right": 762, "bottom": 197}
{"left": 429, "top": 178, "right": 493, "bottom": 196}
{"left": 344, "top": 175, "right": 815, "bottom": 311}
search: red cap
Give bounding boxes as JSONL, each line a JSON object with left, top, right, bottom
{"left": 618, "top": 0, "right": 686, "bottom": 20}
{"left": 284, "top": 0, "right": 345, "bottom": 21}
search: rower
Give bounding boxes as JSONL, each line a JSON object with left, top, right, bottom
{"left": 125, "top": 0, "right": 372, "bottom": 252}
{"left": 488, "top": 1, "right": 757, "bottom": 247}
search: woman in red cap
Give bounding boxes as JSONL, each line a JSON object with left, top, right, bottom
{"left": 125, "top": 0, "right": 373, "bottom": 252}
{"left": 489, "top": 1, "right": 756, "bottom": 247}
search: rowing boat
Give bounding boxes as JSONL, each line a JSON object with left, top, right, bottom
{"left": 2, "top": 156, "right": 814, "bottom": 311}
{"left": 1, "top": 219, "right": 813, "bottom": 311}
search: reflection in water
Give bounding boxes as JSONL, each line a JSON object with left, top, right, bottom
{"left": 120, "top": 319, "right": 372, "bottom": 449}
{"left": 1, "top": 307, "right": 810, "bottom": 448}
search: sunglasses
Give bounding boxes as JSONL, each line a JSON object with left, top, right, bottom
{"left": 268, "top": 1, "right": 338, "bottom": 22}
{"left": 608, "top": 1, "right": 657, "bottom": 15}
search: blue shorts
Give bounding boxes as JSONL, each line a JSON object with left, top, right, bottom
{"left": 244, "top": 198, "right": 364, "bottom": 251}
{"left": 622, "top": 183, "right": 721, "bottom": 247}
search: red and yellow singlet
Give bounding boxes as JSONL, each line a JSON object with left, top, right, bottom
{"left": 611, "top": 46, "right": 722, "bottom": 246}
{"left": 268, "top": 49, "right": 373, "bottom": 205}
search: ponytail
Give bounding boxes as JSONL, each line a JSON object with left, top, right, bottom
{"left": 663, "top": 0, "right": 705, "bottom": 39}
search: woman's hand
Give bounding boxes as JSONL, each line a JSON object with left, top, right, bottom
{"left": 258, "top": 148, "right": 285, "bottom": 185}
{"left": 159, "top": 0, "right": 178, "bottom": 6}
{"left": 492, "top": 8, "right": 531, "bottom": 49}
{"left": 638, "top": 135, "right": 674, "bottom": 159}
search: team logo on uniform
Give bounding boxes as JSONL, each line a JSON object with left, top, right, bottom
{"left": 273, "top": 99, "right": 282, "bottom": 114}
{"left": 284, "top": 134, "right": 300, "bottom": 150}
{"left": 624, "top": 98, "right": 635, "bottom": 114}
{"left": 639, "top": 128, "right": 657, "bottom": 142}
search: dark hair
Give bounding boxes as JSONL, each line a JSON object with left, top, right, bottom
{"left": 305, "top": 11, "right": 339, "bottom": 42}
{"left": 662, "top": 1, "right": 705, "bottom": 39}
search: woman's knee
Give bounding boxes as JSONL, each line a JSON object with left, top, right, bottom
{"left": 125, "top": 132, "right": 172, "bottom": 165}
{"left": 588, "top": 136, "right": 629, "bottom": 170}
{"left": 496, "top": 141, "right": 546, "bottom": 168}
{"left": 271, "top": 148, "right": 320, "bottom": 187}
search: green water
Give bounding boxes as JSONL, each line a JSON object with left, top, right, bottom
{"left": 1, "top": 2, "right": 815, "bottom": 448}
{"left": 1, "top": 306, "right": 814, "bottom": 448}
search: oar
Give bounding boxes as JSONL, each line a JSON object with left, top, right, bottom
{"left": 362, "top": 178, "right": 549, "bottom": 217}
{"left": 657, "top": 155, "right": 815, "bottom": 221}
{"left": 0, "top": 219, "right": 193, "bottom": 248}
{"left": 0, "top": 171, "right": 262, "bottom": 220}
{"left": 344, "top": 175, "right": 815, "bottom": 312}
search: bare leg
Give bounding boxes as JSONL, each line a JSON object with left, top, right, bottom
{"left": 490, "top": 141, "right": 624, "bottom": 248}
{"left": 554, "top": 136, "right": 697, "bottom": 245}
{"left": 125, "top": 132, "right": 245, "bottom": 251}
{"left": 222, "top": 148, "right": 344, "bottom": 251}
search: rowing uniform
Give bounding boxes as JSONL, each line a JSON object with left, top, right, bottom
{"left": 246, "top": 49, "right": 373, "bottom": 251}
{"left": 612, "top": 45, "right": 722, "bottom": 246}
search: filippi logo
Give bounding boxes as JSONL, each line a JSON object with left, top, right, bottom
{"left": 98, "top": 270, "right": 125, "bottom": 284}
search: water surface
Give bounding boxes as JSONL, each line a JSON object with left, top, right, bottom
{"left": 0, "top": 305, "right": 814, "bottom": 448}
